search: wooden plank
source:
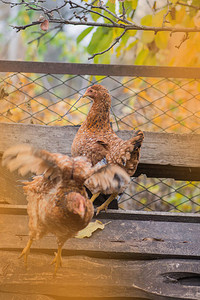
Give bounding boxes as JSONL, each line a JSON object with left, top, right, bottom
{"left": 0, "top": 204, "right": 27, "bottom": 215}
{"left": 0, "top": 60, "right": 200, "bottom": 78}
{"left": 0, "top": 122, "right": 76, "bottom": 155}
{"left": 1, "top": 204, "right": 200, "bottom": 224}
{"left": 0, "top": 251, "right": 199, "bottom": 299}
{"left": 0, "top": 292, "right": 53, "bottom": 300}
{"left": 0, "top": 214, "right": 200, "bottom": 259}
{"left": 117, "top": 130, "right": 200, "bottom": 168}
{"left": 0, "top": 123, "right": 200, "bottom": 179}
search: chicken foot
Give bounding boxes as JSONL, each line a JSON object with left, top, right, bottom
{"left": 19, "top": 238, "right": 33, "bottom": 267}
{"left": 51, "top": 245, "right": 63, "bottom": 276}
{"left": 96, "top": 192, "right": 118, "bottom": 215}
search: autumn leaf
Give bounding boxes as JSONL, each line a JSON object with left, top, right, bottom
{"left": 75, "top": 220, "right": 111, "bottom": 238}
{"left": 0, "top": 87, "right": 9, "bottom": 99}
{"left": 40, "top": 19, "right": 49, "bottom": 31}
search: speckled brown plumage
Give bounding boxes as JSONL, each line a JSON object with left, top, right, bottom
{"left": 2, "top": 144, "right": 130, "bottom": 272}
{"left": 71, "top": 84, "right": 144, "bottom": 176}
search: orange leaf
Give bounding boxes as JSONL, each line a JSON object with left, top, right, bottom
{"left": 40, "top": 19, "right": 49, "bottom": 31}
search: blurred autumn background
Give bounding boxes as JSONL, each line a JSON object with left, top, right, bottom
{"left": 0, "top": 0, "right": 200, "bottom": 212}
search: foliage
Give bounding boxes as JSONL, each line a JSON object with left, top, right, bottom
{"left": 9, "top": 3, "right": 88, "bottom": 62}
{"left": 1, "top": 0, "right": 200, "bottom": 64}
{"left": 80, "top": 0, "right": 200, "bottom": 65}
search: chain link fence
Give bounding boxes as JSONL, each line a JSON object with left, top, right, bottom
{"left": 0, "top": 62, "right": 199, "bottom": 213}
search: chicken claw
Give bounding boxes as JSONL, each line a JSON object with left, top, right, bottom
{"left": 18, "top": 239, "right": 33, "bottom": 267}
{"left": 51, "top": 245, "right": 63, "bottom": 276}
{"left": 96, "top": 193, "right": 118, "bottom": 215}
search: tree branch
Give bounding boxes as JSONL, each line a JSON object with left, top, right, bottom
{"left": 88, "top": 29, "right": 127, "bottom": 60}
{"left": 3, "top": 0, "right": 200, "bottom": 34}
{"left": 67, "top": 0, "right": 117, "bottom": 25}
{"left": 11, "top": 17, "right": 200, "bottom": 34}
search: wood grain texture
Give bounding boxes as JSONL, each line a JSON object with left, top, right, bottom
{"left": 1, "top": 204, "right": 200, "bottom": 223}
{"left": 0, "top": 251, "right": 199, "bottom": 299}
{"left": 0, "top": 122, "right": 200, "bottom": 168}
{"left": 0, "top": 213, "right": 199, "bottom": 259}
{"left": 0, "top": 292, "right": 53, "bottom": 300}
{"left": 0, "top": 123, "right": 199, "bottom": 206}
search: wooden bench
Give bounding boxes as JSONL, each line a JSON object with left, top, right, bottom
{"left": 0, "top": 122, "right": 200, "bottom": 300}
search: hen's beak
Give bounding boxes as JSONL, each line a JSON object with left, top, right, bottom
{"left": 74, "top": 198, "right": 86, "bottom": 219}
{"left": 83, "top": 90, "right": 90, "bottom": 99}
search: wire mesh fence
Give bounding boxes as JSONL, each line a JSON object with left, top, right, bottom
{"left": 0, "top": 62, "right": 199, "bottom": 213}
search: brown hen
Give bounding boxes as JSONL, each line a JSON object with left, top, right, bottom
{"left": 2, "top": 144, "right": 129, "bottom": 275}
{"left": 71, "top": 84, "right": 144, "bottom": 212}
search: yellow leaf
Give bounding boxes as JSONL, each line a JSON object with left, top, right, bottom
{"left": 75, "top": 220, "right": 111, "bottom": 239}
{"left": 155, "top": 32, "right": 169, "bottom": 49}
{"left": 127, "top": 29, "right": 137, "bottom": 37}
{"left": 130, "top": 0, "right": 138, "bottom": 9}
{"left": 141, "top": 15, "right": 152, "bottom": 26}
{"left": 141, "top": 31, "right": 154, "bottom": 44}
{"left": 152, "top": 9, "right": 167, "bottom": 27}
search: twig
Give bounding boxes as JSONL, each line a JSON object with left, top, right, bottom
{"left": 88, "top": 29, "right": 127, "bottom": 60}
{"left": 175, "top": 32, "right": 189, "bottom": 49}
{"left": 27, "top": 24, "right": 63, "bottom": 45}
{"left": 146, "top": 0, "right": 154, "bottom": 12}
{"left": 91, "top": 3, "right": 133, "bottom": 25}
{"left": 162, "top": 0, "right": 171, "bottom": 27}
{"left": 122, "top": 2, "right": 126, "bottom": 20}
{"left": 177, "top": 1, "right": 200, "bottom": 10}
{"left": 67, "top": 0, "right": 117, "bottom": 25}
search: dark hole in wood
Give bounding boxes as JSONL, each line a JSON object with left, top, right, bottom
{"left": 163, "top": 272, "right": 200, "bottom": 286}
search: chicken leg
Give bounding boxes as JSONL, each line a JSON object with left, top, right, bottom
{"left": 96, "top": 192, "right": 118, "bottom": 215}
{"left": 19, "top": 238, "right": 33, "bottom": 267}
{"left": 90, "top": 192, "right": 100, "bottom": 203}
{"left": 51, "top": 245, "right": 63, "bottom": 276}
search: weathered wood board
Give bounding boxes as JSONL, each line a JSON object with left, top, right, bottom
{"left": 0, "top": 251, "right": 200, "bottom": 299}
{"left": 0, "top": 207, "right": 200, "bottom": 299}
{"left": 0, "top": 122, "right": 200, "bottom": 181}
{"left": 0, "top": 122, "right": 200, "bottom": 205}
{"left": 1, "top": 209, "right": 200, "bottom": 259}
{"left": 1, "top": 122, "right": 200, "bottom": 168}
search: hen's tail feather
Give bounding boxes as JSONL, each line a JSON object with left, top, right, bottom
{"left": 132, "top": 130, "right": 144, "bottom": 150}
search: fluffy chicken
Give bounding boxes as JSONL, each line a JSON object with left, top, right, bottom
{"left": 2, "top": 144, "right": 130, "bottom": 275}
{"left": 71, "top": 84, "right": 144, "bottom": 213}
